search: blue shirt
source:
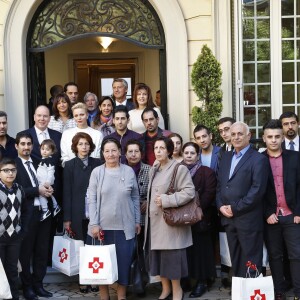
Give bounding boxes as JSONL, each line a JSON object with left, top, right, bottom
{"left": 229, "top": 145, "right": 250, "bottom": 179}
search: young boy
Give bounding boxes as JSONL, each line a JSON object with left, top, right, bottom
{"left": 0, "top": 157, "right": 29, "bottom": 300}
{"left": 37, "top": 139, "right": 61, "bottom": 221}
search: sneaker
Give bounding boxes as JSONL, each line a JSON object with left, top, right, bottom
{"left": 52, "top": 205, "right": 61, "bottom": 217}
{"left": 40, "top": 209, "right": 51, "bottom": 221}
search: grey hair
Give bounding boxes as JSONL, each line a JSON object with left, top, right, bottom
{"left": 83, "top": 92, "right": 98, "bottom": 104}
{"left": 230, "top": 121, "right": 250, "bottom": 135}
{"left": 112, "top": 78, "right": 128, "bottom": 89}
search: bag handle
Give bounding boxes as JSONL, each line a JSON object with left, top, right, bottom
{"left": 166, "top": 163, "right": 180, "bottom": 194}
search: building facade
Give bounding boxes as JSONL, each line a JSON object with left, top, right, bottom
{"left": 0, "top": 0, "right": 298, "bottom": 139}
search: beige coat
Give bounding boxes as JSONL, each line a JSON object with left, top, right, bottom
{"left": 144, "top": 159, "right": 195, "bottom": 250}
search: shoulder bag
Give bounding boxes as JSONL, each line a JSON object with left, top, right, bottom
{"left": 162, "top": 164, "right": 203, "bottom": 226}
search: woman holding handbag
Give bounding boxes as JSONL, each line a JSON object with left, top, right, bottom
{"left": 63, "top": 132, "right": 101, "bottom": 293}
{"left": 144, "top": 136, "right": 195, "bottom": 300}
{"left": 181, "top": 142, "right": 217, "bottom": 298}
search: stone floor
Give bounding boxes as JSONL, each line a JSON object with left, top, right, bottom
{"left": 17, "top": 278, "right": 296, "bottom": 300}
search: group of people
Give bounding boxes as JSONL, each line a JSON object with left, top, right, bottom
{"left": 0, "top": 76, "right": 299, "bottom": 300}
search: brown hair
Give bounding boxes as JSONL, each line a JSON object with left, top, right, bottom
{"left": 133, "top": 83, "right": 156, "bottom": 109}
{"left": 40, "top": 139, "right": 57, "bottom": 154}
{"left": 52, "top": 93, "right": 73, "bottom": 120}
{"left": 71, "top": 132, "right": 95, "bottom": 155}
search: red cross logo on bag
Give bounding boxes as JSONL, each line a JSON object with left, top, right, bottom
{"left": 250, "top": 289, "right": 266, "bottom": 300}
{"left": 58, "top": 248, "right": 68, "bottom": 263}
{"left": 88, "top": 257, "right": 104, "bottom": 273}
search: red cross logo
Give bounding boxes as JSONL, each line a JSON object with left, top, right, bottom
{"left": 88, "top": 257, "right": 104, "bottom": 273}
{"left": 250, "top": 289, "right": 266, "bottom": 300}
{"left": 58, "top": 248, "right": 68, "bottom": 263}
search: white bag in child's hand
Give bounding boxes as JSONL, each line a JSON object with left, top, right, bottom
{"left": 0, "top": 258, "right": 12, "bottom": 299}
{"left": 79, "top": 244, "right": 118, "bottom": 285}
{"left": 52, "top": 235, "right": 84, "bottom": 276}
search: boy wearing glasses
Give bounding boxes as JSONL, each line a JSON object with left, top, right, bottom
{"left": 0, "top": 157, "right": 29, "bottom": 300}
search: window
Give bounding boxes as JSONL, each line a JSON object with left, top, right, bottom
{"left": 235, "top": 0, "right": 300, "bottom": 137}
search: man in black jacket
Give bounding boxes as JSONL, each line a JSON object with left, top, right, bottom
{"left": 262, "top": 119, "right": 300, "bottom": 300}
{"left": 15, "top": 132, "right": 54, "bottom": 300}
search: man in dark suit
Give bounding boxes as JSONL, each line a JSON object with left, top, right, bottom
{"left": 19, "top": 105, "right": 61, "bottom": 162}
{"left": 15, "top": 132, "right": 54, "bottom": 300}
{"left": 262, "top": 119, "right": 300, "bottom": 300}
{"left": 279, "top": 111, "right": 299, "bottom": 151}
{"left": 112, "top": 78, "right": 135, "bottom": 111}
{"left": 216, "top": 122, "right": 269, "bottom": 277}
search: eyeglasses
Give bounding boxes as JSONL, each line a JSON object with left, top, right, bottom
{"left": 0, "top": 168, "right": 17, "bottom": 174}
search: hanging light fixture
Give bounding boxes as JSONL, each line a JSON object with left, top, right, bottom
{"left": 98, "top": 37, "right": 114, "bottom": 52}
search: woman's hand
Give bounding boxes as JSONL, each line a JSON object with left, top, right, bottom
{"left": 155, "top": 195, "right": 162, "bottom": 207}
{"left": 64, "top": 221, "right": 71, "bottom": 231}
{"left": 91, "top": 225, "right": 102, "bottom": 239}
{"left": 135, "top": 224, "right": 141, "bottom": 235}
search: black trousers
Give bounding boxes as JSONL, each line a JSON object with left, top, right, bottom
{"left": 264, "top": 214, "right": 300, "bottom": 297}
{"left": 225, "top": 223, "right": 263, "bottom": 277}
{"left": 20, "top": 207, "right": 52, "bottom": 289}
{"left": 0, "top": 234, "right": 22, "bottom": 299}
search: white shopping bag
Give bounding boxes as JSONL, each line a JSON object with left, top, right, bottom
{"left": 232, "top": 274, "right": 274, "bottom": 300}
{"left": 0, "top": 258, "right": 12, "bottom": 299}
{"left": 79, "top": 244, "right": 118, "bottom": 285}
{"left": 52, "top": 235, "right": 84, "bottom": 276}
{"left": 219, "top": 232, "right": 232, "bottom": 267}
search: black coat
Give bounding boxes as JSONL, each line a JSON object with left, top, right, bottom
{"left": 63, "top": 156, "right": 101, "bottom": 240}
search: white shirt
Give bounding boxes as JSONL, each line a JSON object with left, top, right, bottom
{"left": 34, "top": 126, "right": 49, "bottom": 144}
{"left": 115, "top": 99, "right": 127, "bottom": 106}
{"left": 285, "top": 135, "right": 299, "bottom": 151}
{"left": 48, "top": 116, "right": 77, "bottom": 133}
{"left": 60, "top": 126, "right": 103, "bottom": 167}
{"left": 20, "top": 157, "right": 40, "bottom": 206}
{"left": 128, "top": 107, "right": 165, "bottom": 134}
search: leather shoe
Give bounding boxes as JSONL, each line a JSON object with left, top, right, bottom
{"left": 275, "top": 293, "right": 286, "bottom": 300}
{"left": 189, "top": 283, "right": 206, "bottom": 298}
{"left": 158, "top": 293, "right": 172, "bottom": 300}
{"left": 34, "top": 287, "right": 53, "bottom": 298}
{"left": 23, "top": 288, "right": 38, "bottom": 300}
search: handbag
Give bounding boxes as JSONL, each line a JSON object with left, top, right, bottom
{"left": 129, "top": 237, "right": 149, "bottom": 294}
{"left": 52, "top": 231, "right": 84, "bottom": 276}
{"left": 162, "top": 164, "right": 203, "bottom": 226}
{"left": 79, "top": 242, "right": 118, "bottom": 285}
{"left": 232, "top": 261, "right": 274, "bottom": 300}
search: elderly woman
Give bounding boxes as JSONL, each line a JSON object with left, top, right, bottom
{"left": 63, "top": 132, "right": 101, "bottom": 293}
{"left": 91, "top": 96, "right": 115, "bottom": 137}
{"left": 169, "top": 133, "right": 183, "bottom": 163}
{"left": 60, "top": 102, "right": 103, "bottom": 166}
{"left": 87, "top": 138, "right": 141, "bottom": 300}
{"left": 145, "top": 136, "right": 195, "bottom": 300}
{"left": 181, "top": 142, "right": 216, "bottom": 298}
{"left": 48, "top": 93, "right": 76, "bottom": 133}
{"left": 128, "top": 83, "right": 165, "bottom": 133}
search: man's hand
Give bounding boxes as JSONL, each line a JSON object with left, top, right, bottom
{"left": 294, "top": 216, "right": 300, "bottom": 224}
{"left": 220, "top": 205, "right": 233, "bottom": 218}
{"left": 266, "top": 213, "right": 278, "bottom": 224}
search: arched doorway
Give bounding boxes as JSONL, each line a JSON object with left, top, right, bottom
{"left": 26, "top": 0, "right": 166, "bottom": 127}
{"left": 4, "top": 0, "right": 189, "bottom": 139}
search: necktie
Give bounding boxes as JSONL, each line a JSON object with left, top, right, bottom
{"left": 289, "top": 141, "right": 295, "bottom": 151}
{"left": 25, "top": 161, "right": 39, "bottom": 187}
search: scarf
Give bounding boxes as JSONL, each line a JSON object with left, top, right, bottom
{"left": 181, "top": 160, "right": 202, "bottom": 178}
